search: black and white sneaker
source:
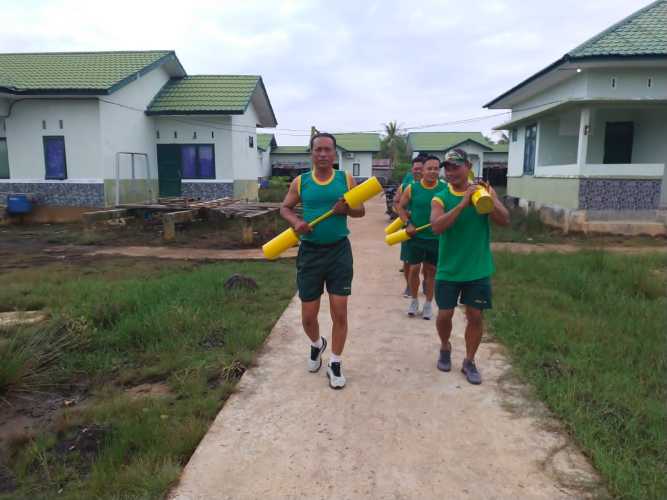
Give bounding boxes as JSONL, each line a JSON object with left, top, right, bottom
{"left": 326, "top": 360, "right": 346, "bottom": 389}
{"left": 308, "top": 337, "right": 327, "bottom": 373}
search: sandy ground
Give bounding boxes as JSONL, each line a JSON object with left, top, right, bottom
{"left": 167, "top": 197, "right": 608, "bottom": 500}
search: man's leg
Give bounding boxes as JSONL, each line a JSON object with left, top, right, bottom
{"left": 301, "top": 298, "right": 322, "bottom": 343}
{"left": 409, "top": 263, "right": 421, "bottom": 299}
{"left": 328, "top": 294, "right": 348, "bottom": 356}
{"left": 463, "top": 307, "right": 483, "bottom": 362}
{"left": 422, "top": 263, "right": 436, "bottom": 302}
{"left": 436, "top": 308, "right": 454, "bottom": 351}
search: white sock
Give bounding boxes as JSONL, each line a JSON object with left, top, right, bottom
{"left": 411, "top": 298, "right": 420, "bottom": 306}
{"left": 330, "top": 354, "right": 342, "bottom": 364}
{"left": 311, "top": 337, "right": 323, "bottom": 349}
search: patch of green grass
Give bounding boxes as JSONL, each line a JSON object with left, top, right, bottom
{"left": 488, "top": 251, "right": 667, "bottom": 500}
{"left": 491, "top": 207, "right": 562, "bottom": 243}
{"left": 1, "top": 258, "right": 295, "bottom": 499}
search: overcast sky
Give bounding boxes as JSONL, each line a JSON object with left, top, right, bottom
{"left": 2, "top": 0, "right": 654, "bottom": 144}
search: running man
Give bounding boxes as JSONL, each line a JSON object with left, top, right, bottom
{"left": 397, "top": 155, "right": 446, "bottom": 320}
{"left": 394, "top": 156, "right": 425, "bottom": 297}
{"left": 280, "top": 132, "right": 365, "bottom": 389}
{"left": 430, "top": 148, "right": 510, "bottom": 384}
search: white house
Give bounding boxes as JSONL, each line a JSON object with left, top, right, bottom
{"left": 407, "top": 131, "right": 508, "bottom": 180}
{"left": 485, "top": 0, "right": 667, "bottom": 224}
{"left": 257, "top": 133, "right": 277, "bottom": 179}
{"left": 269, "top": 133, "right": 381, "bottom": 180}
{"left": 0, "top": 50, "right": 277, "bottom": 211}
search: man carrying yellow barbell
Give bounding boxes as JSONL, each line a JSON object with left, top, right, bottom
{"left": 280, "top": 133, "right": 365, "bottom": 390}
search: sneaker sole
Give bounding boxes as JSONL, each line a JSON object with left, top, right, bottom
{"left": 308, "top": 338, "right": 327, "bottom": 373}
{"left": 326, "top": 370, "right": 345, "bottom": 390}
{"left": 437, "top": 364, "right": 451, "bottom": 372}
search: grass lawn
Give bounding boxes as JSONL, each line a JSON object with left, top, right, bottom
{"left": 0, "top": 257, "right": 295, "bottom": 499}
{"left": 488, "top": 251, "right": 666, "bottom": 500}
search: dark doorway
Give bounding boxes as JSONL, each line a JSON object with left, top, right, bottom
{"left": 157, "top": 144, "right": 182, "bottom": 197}
{"left": 603, "top": 122, "right": 634, "bottom": 164}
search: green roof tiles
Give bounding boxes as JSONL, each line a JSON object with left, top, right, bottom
{"left": 569, "top": 0, "right": 667, "bottom": 58}
{"left": 272, "top": 146, "right": 310, "bottom": 155}
{"left": 487, "top": 142, "right": 508, "bottom": 153}
{"left": 0, "top": 50, "right": 176, "bottom": 93}
{"left": 407, "top": 132, "right": 493, "bottom": 152}
{"left": 146, "top": 75, "right": 260, "bottom": 115}
{"left": 257, "top": 133, "right": 276, "bottom": 152}
{"left": 334, "top": 133, "right": 380, "bottom": 152}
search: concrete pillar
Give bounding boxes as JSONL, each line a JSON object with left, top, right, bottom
{"left": 576, "top": 107, "right": 591, "bottom": 174}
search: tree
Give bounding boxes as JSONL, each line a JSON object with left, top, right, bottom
{"left": 498, "top": 132, "right": 510, "bottom": 144}
{"left": 379, "top": 121, "right": 409, "bottom": 166}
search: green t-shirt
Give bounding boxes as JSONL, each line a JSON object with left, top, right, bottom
{"left": 401, "top": 172, "right": 414, "bottom": 190}
{"left": 406, "top": 179, "right": 446, "bottom": 240}
{"left": 299, "top": 169, "right": 352, "bottom": 244}
{"left": 433, "top": 185, "right": 494, "bottom": 281}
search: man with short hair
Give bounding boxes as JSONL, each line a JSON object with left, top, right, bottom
{"left": 430, "top": 148, "right": 510, "bottom": 385}
{"left": 280, "top": 133, "right": 365, "bottom": 390}
{"left": 394, "top": 156, "right": 425, "bottom": 296}
{"left": 398, "top": 155, "right": 446, "bottom": 320}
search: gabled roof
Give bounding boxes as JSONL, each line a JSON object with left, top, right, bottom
{"left": 272, "top": 146, "right": 310, "bottom": 155}
{"left": 0, "top": 50, "right": 184, "bottom": 95}
{"left": 334, "top": 133, "right": 381, "bottom": 152}
{"left": 485, "top": 0, "right": 667, "bottom": 108}
{"left": 257, "top": 133, "right": 277, "bottom": 152}
{"left": 569, "top": 0, "right": 667, "bottom": 58}
{"left": 487, "top": 142, "right": 508, "bottom": 153}
{"left": 407, "top": 132, "right": 493, "bottom": 152}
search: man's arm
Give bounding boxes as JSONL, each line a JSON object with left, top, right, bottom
{"left": 483, "top": 182, "right": 510, "bottom": 227}
{"left": 397, "top": 186, "right": 417, "bottom": 236}
{"left": 430, "top": 185, "right": 476, "bottom": 235}
{"left": 280, "top": 177, "right": 311, "bottom": 235}
{"left": 393, "top": 184, "right": 404, "bottom": 213}
{"left": 332, "top": 174, "right": 365, "bottom": 218}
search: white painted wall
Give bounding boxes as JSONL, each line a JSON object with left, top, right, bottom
{"left": 537, "top": 115, "right": 578, "bottom": 166}
{"left": 4, "top": 98, "right": 102, "bottom": 181}
{"left": 587, "top": 107, "right": 667, "bottom": 164}
{"left": 231, "top": 102, "right": 259, "bottom": 181}
{"left": 99, "top": 65, "right": 171, "bottom": 182}
{"left": 340, "top": 151, "right": 372, "bottom": 178}
{"left": 507, "top": 125, "right": 527, "bottom": 177}
{"left": 510, "top": 74, "right": 587, "bottom": 122}
{"left": 484, "top": 152, "right": 508, "bottom": 163}
{"left": 586, "top": 67, "right": 667, "bottom": 100}
{"left": 258, "top": 149, "right": 272, "bottom": 178}
{"left": 155, "top": 115, "right": 234, "bottom": 181}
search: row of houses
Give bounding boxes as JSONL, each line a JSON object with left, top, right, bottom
{"left": 257, "top": 132, "right": 382, "bottom": 181}
{"left": 485, "top": 0, "right": 667, "bottom": 227}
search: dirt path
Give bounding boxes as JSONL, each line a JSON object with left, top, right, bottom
{"left": 74, "top": 240, "right": 665, "bottom": 262}
{"left": 168, "top": 197, "right": 606, "bottom": 500}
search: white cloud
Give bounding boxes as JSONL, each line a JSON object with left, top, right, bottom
{"left": 2, "top": 0, "right": 655, "bottom": 145}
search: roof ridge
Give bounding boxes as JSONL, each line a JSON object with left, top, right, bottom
{"left": 568, "top": 0, "right": 665, "bottom": 56}
{"left": 0, "top": 50, "right": 174, "bottom": 56}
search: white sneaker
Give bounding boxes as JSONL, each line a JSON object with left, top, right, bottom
{"left": 326, "top": 360, "right": 346, "bottom": 389}
{"left": 308, "top": 337, "right": 327, "bottom": 372}
{"left": 407, "top": 298, "right": 420, "bottom": 317}
{"left": 422, "top": 302, "right": 433, "bottom": 320}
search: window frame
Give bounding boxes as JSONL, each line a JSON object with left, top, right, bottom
{"left": 43, "top": 135, "right": 68, "bottom": 180}
{"left": 180, "top": 143, "right": 216, "bottom": 180}
{"left": 522, "top": 124, "right": 537, "bottom": 176}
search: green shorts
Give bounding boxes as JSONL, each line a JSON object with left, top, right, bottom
{"left": 400, "top": 241, "right": 408, "bottom": 262}
{"left": 297, "top": 238, "right": 353, "bottom": 302}
{"left": 406, "top": 237, "right": 439, "bottom": 266}
{"left": 435, "top": 277, "right": 492, "bottom": 310}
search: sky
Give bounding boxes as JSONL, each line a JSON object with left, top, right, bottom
{"left": 1, "top": 0, "right": 655, "bottom": 145}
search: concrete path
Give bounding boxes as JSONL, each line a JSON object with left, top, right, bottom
{"left": 169, "top": 198, "right": 606, "bottom": 500}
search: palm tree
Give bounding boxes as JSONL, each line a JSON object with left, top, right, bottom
{"left": 381, "top": 121, "right": 407, "bottom": 167}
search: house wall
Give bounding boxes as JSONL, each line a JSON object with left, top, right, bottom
{"left": 155, "top": 115, "right": 234, "bottom": 200}
{"left": 507, "top": 125, "right": 527, "bottom": 177}
{"left": 586, "top": 67, "right": 667, "bottom": 100}
{"left": 99, "top": 65, "right": 171, "bottom": 205}
{"left": 0, "top": 98, "right": 105, "bottom": 206}
{"left": 340, "top": 151, "right": 372, "bottom": 179}
{"left": 258, "top": 149, "right": 272, "bottom": 178}
{"left": 231, "top": 103, "right": 260, "bottom": 200}
{"left": 483, "top": 152, "right": 508, "bottom": 164}
{"left": 507, "top": 176, "right": 580, "bottom": 209}
{"left": 510, "top": 74, "right": 587, "bottom": 122}
{"left": 537, "top": 114, "right": 579, "bottom": 166}
{"left": 271, "top": 153, "right": 312, "bottom": 166}
{"left": 587, "top": 107, "right": 667, "bottom": 165}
